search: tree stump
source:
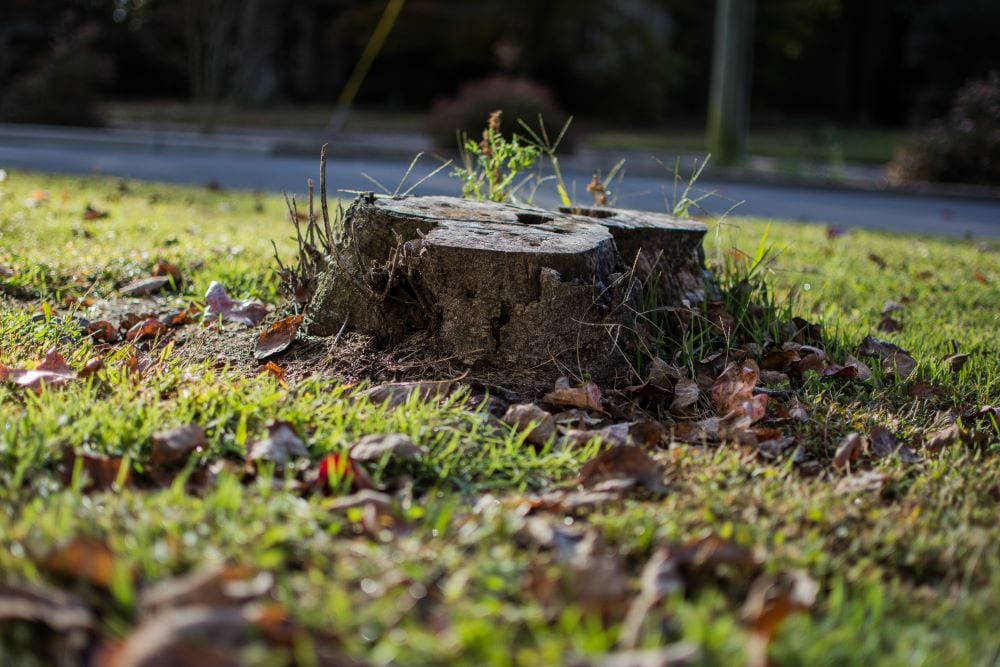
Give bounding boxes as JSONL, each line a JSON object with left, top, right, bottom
{"left": 561, "top": 205, "right": 709, "bottom": 307}
{"left": 304, "top": 194, "right": 707, "bottom": 383}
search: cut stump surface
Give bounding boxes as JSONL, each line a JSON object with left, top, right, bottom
{"left": 305, "top": 194, "right": 707, "bottom": 383}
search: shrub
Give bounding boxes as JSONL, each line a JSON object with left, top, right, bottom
{"left": 426, "top": 75, "right": 573, "bottom": 151}
{"left": 890, "top": 73, "right": 1000, "bottom": 186}
{"left": 0, "top": 24, "right": 112, "bottom": 127}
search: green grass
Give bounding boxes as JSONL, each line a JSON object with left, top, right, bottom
{"left": 1, "top": 171, "right": 998, "bottom": 666}
{"left": 103, "top": 100, "right": 426, "bottom": 133}
{"left": 585, "top": 126, "right": 906, "bottom": 166}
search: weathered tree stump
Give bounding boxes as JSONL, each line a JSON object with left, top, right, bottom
{"left": 561, "top": 205, "right": 709, "bottom": 307}
{"left": 304, "top": 194, "right": 707, "bottom": 383}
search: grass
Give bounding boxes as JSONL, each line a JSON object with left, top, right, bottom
{"left": 103, "top": 100, "right": 426, "bottom": 133}
{"left": 1, "top": 170, "right": 999, "bottom": 666}
{"left": 584, "top": 126, "right": 906, "bottom": 166}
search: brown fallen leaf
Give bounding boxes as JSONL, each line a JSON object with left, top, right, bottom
{"left": 835, "top": 470, "right": 887, "bottom": 494}
{"left": 363, "top": 377, "right": 458, "bottom": 407}
{"left": 120, "top": 276, "right": 172, "bottom": 297}
{"left": 84, "top": 319, "right": 119, "bottom": 343}
{"left": 628, "top": 419, "right": 667, "bottom": 447}
{"left": 867, "top": 426, "right": 899, "bottom": 459}
{"left": 253, "top": 314, "right": 303, "bottom": 360}
{"left": 139, "top": 564, "right": 273, "bottom": 618}
{"left": 561, "top": 423, "right": 632, "bottom": 448}
{"left": 760, "top": 348, "right": 800, "bottom": 372}
{"left": 580, "top": 644, "right": 700, "bottom": 667}
{"left": 203, "top": 281, "right": 268, "bottom": 327}
{"left": 151, "top": 260, "right": 183, "bottom": 287}
{"left": 257, "top": 361, "right": 287, "bottom": 383}
{"left": 822, "top": 363, "right": 859, "bottom": 380}
{"left": 503, "top": 403, "right": 556, "bottom": 446}
{"left": 578, "top": 445, "right": 663, "bottom": 492}
{"left": 758, "top": 370, "right": 790, "bottom": 386}
{"left": 973, "top": 271, "right": 988, "bottom": 284}
{"left": 667, "top": 535, "right": 758, "bottom": 578}
{"left": 0, "top": 582, "right": 95, "bottom": 633}
{"left": 618, "top": 548, "right": 684, "bottom": 649}
{"left": 742, "top": 571, "right": 819, "bottom": 667}
{"left": 881, "top": 300, "right": 905, "bottom": 317}
{"left": 349, "top": 433, "right": 425, "bottom": 461}
{"left": 544, "top": 377, "right": 605, "bottom": 413}
{"left": 125, "top": 317, "right": 170, "bottom": 342}
{"left": 867, "top": 252, "right": 887, "bottom": 269}
{"left": 832, "top": 432, "right": 864, "bottom": 470}
{"left": 83, "top": 204, "right": 109, "bottom": 220}
{"left": 706, "top": 300, "right": 735, "bottom": 334}
{"left": 877, "top": 316, "right": 904, "bottom": 333}
{"left": 248, "top": 420, "right": 309, "bottom": 466}
{"left": 108, "top": 602, "right": 357, "bottom": 667}
{"left": 150, "top": 425, "right": 207, "bottom": 468}
{"left": 858, "top": 336, "right": 916, "bottom": 379}
{"left": 1, "top": 348, "right": 79, "bottom": 392}
{"left": 43, "top": 537, "right": 118, "bottom": 588}
{"left": 943, "top": 353, "right": 969, "bottom": 373}
{"left": 670, "top": 376, "right": 700, "bottom": 414}
{"left": 908, "top": 381, "right": 944, "bottom": 399}
{"left": 711, "top": 360, "right": 767, "bottom": 423}
{"left": 61, "top": 448, "right": 131, "bottom": 491}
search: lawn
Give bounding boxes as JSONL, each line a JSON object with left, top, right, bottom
{"left": 584, "top": 127, "right": 906, "bottom": 166}
{"left": 0, "top": 170, "right": 997, "bottom": 666}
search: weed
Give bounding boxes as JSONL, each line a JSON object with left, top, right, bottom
{"left": 451, "top": 110, "right": 540, "bottom": 203}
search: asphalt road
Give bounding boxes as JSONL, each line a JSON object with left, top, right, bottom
{"left": 2, "top": 142, "right": 998, "bottom": 238}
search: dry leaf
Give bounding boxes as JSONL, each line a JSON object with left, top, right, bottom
{"left": 578, "top": 445, "right": 663, "bottom": 492}
{"left": 943, "top": 353, "right": 969, "bottom": 373}
{"left": 858, "top": 336, "right": 916, "bottom": 379}
{"left": 248, "top": 420, "right": 309, "bottom": 466}
{"left": 151, "top": 260, "right": 183, "bottom": 286}
{"left": 43, "top": 537, "right": 118, "bottom": 588}
{"left": 150, "top": 425, "right": 206, "bottom": 467}
{"left": 742, "top": 571, "right": 818, "bottom": 667}
{"left": 877, "top": 317, "right": 903, "bottom": 333}
{"left": 908, "top": 382, "right": 943, "bottom": 399}
{"left": 835, "top": 470, "right": 887, "bottom": 494}
{"left": 867, "top": 426, "right": 900, "bottom": 459}
{"left": 502, "top": 403, "right": 556, "bottom": 445}
{"left": 670, "top": 376, "right": 700, "bottom": 413}
{"left": 0, "top": 582, "right": 95, "bottom": 633}
{"left": 253, "top": 314, "right": 303, "bottom": 360}
{"left": 364, "top": 378, "right": 456, "bottom": 407}
{"left": 760, "top": 348, "right": 800, "bottom": 371}
{"left": 1, "top": 348, "right": 78, "bottom": 392}
{"left": 83, "top": 204, "right": 109, "bottom": 220}
{"left": 139, "top": 565, "right": 273, "bottom": 618}
{"left": 582, "top": 645, "right": 700, "bottom": 667}
{"left": 120, "top": 277, "right": 171, "bottom": 297}
{"left": 711, "top": 360, "right": 767, "bottom": 423}
{"left": 61, "top": 449, "right": 131, "bottom": 491}
{"left": 257, "top": 361, "right": 287, "bottom": 383}
{"left": 350, "top": 433, "right": 425, "bottom": 461}
{"left": 832, "top": 432, "right": 864, "bottom": 470}
{"left": 84, "top": 319, "right": 119, "bottom": 343}
{"left": 544, "top": 378, "right": 605, "bottom": 413}
{"left": 125, "top": 317, "right": 170, "bottom": 342}
{"left": 667, "top": 535, "right": 758, "bottom": 577}
{"left": 203, "top": 281, "right": 268, "bottom": 327}
{"left": 867, "top": 252, "right": 887, "bottom": 269}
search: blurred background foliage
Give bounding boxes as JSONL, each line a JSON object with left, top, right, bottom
{"left": 0, "top": 0, "right": 997, "bottom": 181}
